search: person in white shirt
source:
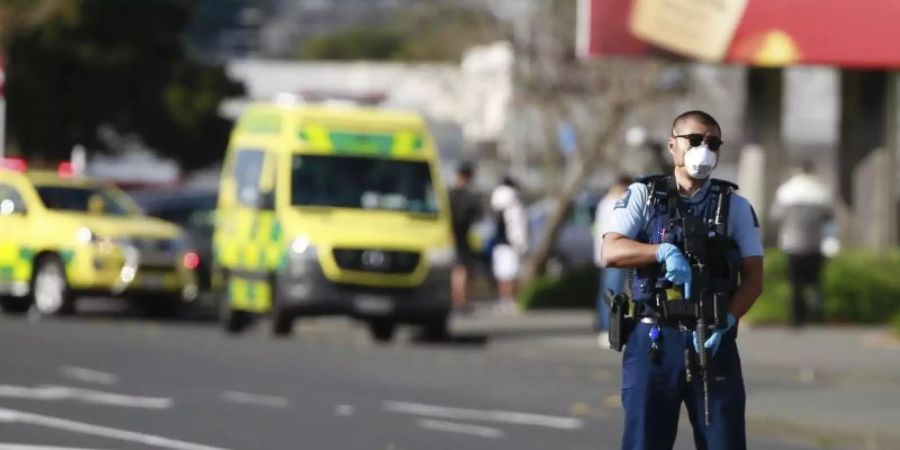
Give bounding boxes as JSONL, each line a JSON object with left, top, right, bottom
{"left": 490, "top": 177, "right": 528, "bottom": 314}
{"left": 770, "top": 161, "right": 833, "bottom": 326}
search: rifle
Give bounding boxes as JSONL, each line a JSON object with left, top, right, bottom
{"left": 677, "top": 189, "right": 730, "bottom": 426}
{"left": 680, "top": 215, "right": 712, "bottom": 426}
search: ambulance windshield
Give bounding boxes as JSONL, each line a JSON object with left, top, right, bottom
{"left": 290, "top": 155, "right": 439, "bottom": 216}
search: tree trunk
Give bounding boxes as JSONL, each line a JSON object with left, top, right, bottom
{"left": 522, "top": 104, "right": 628, "bottom": 285}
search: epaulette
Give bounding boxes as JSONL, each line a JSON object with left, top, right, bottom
{"left": 635, "top": 174, "right": 668, "bottom": 186}
{"left": 710, "top": 178, "right": 739, "bottom": 191}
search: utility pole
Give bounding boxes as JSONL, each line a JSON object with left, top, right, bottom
{"left": 0, "top": 52, "right": 6, "bottom": 158}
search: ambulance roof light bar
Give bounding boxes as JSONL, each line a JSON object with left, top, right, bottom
{"left": 0, "top": 157, "right": 27, "bottom": 172}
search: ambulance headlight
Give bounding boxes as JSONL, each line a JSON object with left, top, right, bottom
{"left": 290, "top": 236, "right": 317, "bottom": 260}
{"left": 288, "top": 236, "right": 317, "bottom": 278}
{"left": 427, "top": 246, "right": 455, "bottom": 268}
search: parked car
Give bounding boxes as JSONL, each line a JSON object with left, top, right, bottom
{"left": 0, "top": 164, "right": 197, "bottom": 317}
{"left": 527, "top": 191, "right": 603, "bottom": 277}
{"left": 470, "top": 190, "right": 604, "bottom": 278}
{"left": 129, "top": 187, "right": 217, "bottom": 293}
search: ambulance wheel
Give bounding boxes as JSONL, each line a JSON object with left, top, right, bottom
{"left": 221, "top": 303, "right": 253, "bottom": 334}
{"left": 368, "top": 319, "right": 396, "bottom": 343}
{"left": 0, "top": 296, "right": 31, "bottom": 315}
{"left": 270, "top": 310, "right": 294, "bottom": 337}
{"left": 219, "top": 281, "right": 253, "bottom": 334}
{"left": 32, "top": 256, "right": 75, "bottom": 316}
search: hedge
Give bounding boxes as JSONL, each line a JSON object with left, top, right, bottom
{"left": 517, "top": 264, "right": 599, "bottom": 310}
{"left": 519, "top": 249, "right": 900, "bottom": 326}
{"left": 747, "top": 249, "right": 900, "bottom": 325}
{"left": 892, "top": 313, "right": 900, "bottom": 337}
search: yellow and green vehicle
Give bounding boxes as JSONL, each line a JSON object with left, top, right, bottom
{"left": 0, "top": 165, "right": 198, "bottom": 316}
{"left": 213, "top": 102, "right": 455, "bottom": 341}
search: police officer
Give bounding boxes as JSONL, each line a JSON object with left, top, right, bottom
{"left": 601, "top": 111, "right": 764, "bottom": 450}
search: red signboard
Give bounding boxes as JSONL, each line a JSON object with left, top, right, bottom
{"left": 578, "top": 0, "right": 900, "bottom": 68}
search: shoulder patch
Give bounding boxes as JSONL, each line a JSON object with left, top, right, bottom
{"left": 615, "top": 188, "right": 632, "bottom": 209}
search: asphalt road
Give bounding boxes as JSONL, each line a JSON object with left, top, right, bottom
{"left": 0, "top": 303, "right": 826, "bottom": 450}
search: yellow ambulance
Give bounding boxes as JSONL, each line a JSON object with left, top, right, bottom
{"left": 0, "top": 163, "right": 198, "bottom": 317}
{"left": 213, "top": 102, "right": 454, "bottom": 341}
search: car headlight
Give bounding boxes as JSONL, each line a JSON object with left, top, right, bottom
{"left": 427, "top": 246, "right": 455, "bottom": 267}
{"left": 75, "top": 227, "right": 100, "bottom": 244}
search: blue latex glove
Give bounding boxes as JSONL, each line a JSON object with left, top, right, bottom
{"left": 656, "top": 243, "right": 692, "bottom": 298}
{"left": 693, "top": 313, "right": 737, "bottom": 356}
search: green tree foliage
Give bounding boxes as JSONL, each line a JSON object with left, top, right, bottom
{"left": 0, "top": 0, "right": 78, "bottom": 46}
{"left": 298, "top": 27, "right": 406, "bottom": 61}
{"left": 297, "top": 3, "right": 504, "bottom": 62}
{"left": 6, "top": 0, "right": 243, "bottom": 170}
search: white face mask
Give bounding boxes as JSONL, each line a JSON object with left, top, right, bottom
{"left": 683, "top": 145, "right": 717, "bottom": 179}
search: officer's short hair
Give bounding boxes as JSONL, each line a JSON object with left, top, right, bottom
{"left": 671, "top": 110, "right": 722, "bottom": 138}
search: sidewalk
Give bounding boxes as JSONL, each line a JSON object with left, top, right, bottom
{"left": 451, "top": 308, "right": 900, "bottom": 448}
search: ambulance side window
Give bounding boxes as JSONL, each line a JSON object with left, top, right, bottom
{"left": 232, "top": 150, "right": 265, "bottom": 208}
{"left": 0, "top": 184, "right": 27, "bottom": 216}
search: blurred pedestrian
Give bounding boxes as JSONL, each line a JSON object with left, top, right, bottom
{"left": 448, "top": 161, "right": 481, "bottom": 313}
{"left": 770, "top": 161, "right": 833, "bottom": 327}
{"left": 602, "top": 110, "right": 763, "bottom": 449}
{"left": 593, "top": 174, "right": 633, "bottom": 347}
{"left": 490, "top": 176, "right": 528, "bottom": 315}
{"left": 619, "top": 126, "right": 667, "bottom": 178}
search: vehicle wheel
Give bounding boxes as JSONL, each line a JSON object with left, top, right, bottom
{"left": 368, "top": 319, "right": 396, "bottom": 343}
{"left": 219, "top": 278, "right": 253, "bottom": 334}
{"left": 271, "top": 310, "right": 294, "bottom": 337}
{"left": 32, "top": 256, "right": 75, "bottom": 316}
{"left": 420, "top": 314, "right": 450, "bottom": 341}
{"left": 0, "top": 296, "right": 31, "bottom": 315}
{"left": 269, "top": 276, "right": 294, "bottom": 337}
{"left": 545, "top": 254, "right": 570, "bottom": 279}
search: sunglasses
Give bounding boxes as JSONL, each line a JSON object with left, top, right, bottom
{"left": 673, "top": 134, "right": 723, "bottom": 151}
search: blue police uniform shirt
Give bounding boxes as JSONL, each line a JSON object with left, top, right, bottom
{"left": 604, "top": 179, "right": 764, "bottom": 258}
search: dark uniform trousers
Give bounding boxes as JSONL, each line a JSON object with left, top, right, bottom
{"left": 621, "top": 321, "right": 746, "bottom": 450}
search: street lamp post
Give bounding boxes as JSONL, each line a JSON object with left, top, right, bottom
{"left": 0, "top": 53, "right": 6, "bottom": 159}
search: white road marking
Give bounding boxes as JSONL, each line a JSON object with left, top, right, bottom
{"left": 0, "top": 408, "right": 229, "bottom": 450}
{"left": 220, "top": 391, "right": 289, "bottom": 409}
{"left": 0, "top": 385, "right": 172, "bottom": 409}
{"left": 383, "top": 401, "right": 583, "bottom": 430}
{"left": 417, "top": 419, "right": 504, "bottom": 439}
{"left": 60, "top": 366, "right": 118, "bottom": 386}
{"left": 0, "top": 444, "right": 112, "bottom": 450}
{"left": 334, "top": 404, "right": 355, "bottom": 416}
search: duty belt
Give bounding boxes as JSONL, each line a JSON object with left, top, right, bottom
{"left": 634, "top": 301, "right": 697, "bottom": 322}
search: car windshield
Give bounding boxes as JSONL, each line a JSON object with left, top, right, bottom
{"left": 290, "top": 155, "right": 439, "bottom": 215}
{"left": 139, "top": 194, "right": 218, "bottom": 227}
{"left": 35, "top": 185, "right": 137, "bottom": 217}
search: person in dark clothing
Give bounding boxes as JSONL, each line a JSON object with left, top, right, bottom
{"left": 448, "top": 162, "right": 481, "bottom": 311}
